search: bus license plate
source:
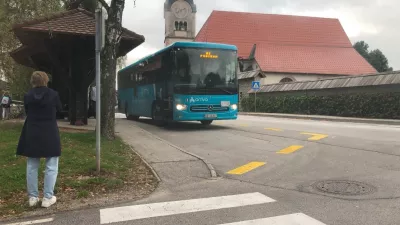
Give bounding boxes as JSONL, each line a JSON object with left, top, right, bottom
{"left": 221, "top": 101, "right": 230, "bottom": 107}
{"left": 205, "top": 114, "right": 217, "bottom": 118}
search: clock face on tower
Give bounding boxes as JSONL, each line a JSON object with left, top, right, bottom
{"left": 171, "top": 1, "right": 191, "bottom": 19}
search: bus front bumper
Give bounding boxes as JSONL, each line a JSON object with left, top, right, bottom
{"left": 173, "top": 111, "right": 238, "bottom": 121}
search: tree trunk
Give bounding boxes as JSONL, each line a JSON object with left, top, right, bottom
{"left": 100, "top": 0, "right": 125, "bottom": 140}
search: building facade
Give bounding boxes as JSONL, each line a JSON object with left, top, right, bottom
{"left": 164, "top": 0, "right": 197, "bottom": 46}
{"left": 238, "top": 70, "right": 265, "bottom": 99}
{"left": 238, "top": 58, "right": 344, "bottom": 85}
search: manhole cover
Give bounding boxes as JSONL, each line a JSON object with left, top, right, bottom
{"left": 312, "top": 180, "right": 376, "bottom": 196}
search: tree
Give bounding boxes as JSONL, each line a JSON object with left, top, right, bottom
{"left": 74, "top": 0, "right": 134, "bottom": 139}
{"left": 98, "top": 0, "right": 128, "bottom": 140}
{"left": 353, "top": 41, "right": 370, "bottom": 61}
{"left": 117, "top": 56, "right": 127, "bottom": 70}
{"left": 369, "top": 49, "right": 393, "bottom": 73}
{"left": 0, "top": 0, "right": 63, "bottom": 98}
{"left": 64, "top": 0, "right": 133, "bottom": 139}
{"left": 64, "top": 0, "right": 97, "bottom": 12}
{"left": 353, "top": 41, "right": 393, "bottom": 73}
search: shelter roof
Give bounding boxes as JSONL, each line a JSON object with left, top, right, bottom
{"left": 10, "top": 8, "right": 144, "bottom": 69}
{"left": 12, "top": 8, "right": 144, "bottom": 42}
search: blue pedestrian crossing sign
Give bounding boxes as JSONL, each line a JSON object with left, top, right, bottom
{"left": 251, "top": 81, "right": 261, "bottom": 90}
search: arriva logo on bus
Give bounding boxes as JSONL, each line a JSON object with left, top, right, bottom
{"left": 188, "top": 97, "right": 209, "bottom": 103}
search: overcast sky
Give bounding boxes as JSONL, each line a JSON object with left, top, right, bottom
{"left": 121, "top": 0, "right": 399, "bottom": 70}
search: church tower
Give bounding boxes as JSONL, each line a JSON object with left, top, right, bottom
{"left": 164, "top": 0, "right": 197, "bottom": 46}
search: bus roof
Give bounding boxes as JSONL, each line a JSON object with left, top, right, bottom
{"left": 119, "top": 41, "right": 238, "bottom": 73}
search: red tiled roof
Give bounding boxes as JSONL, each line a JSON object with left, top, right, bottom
{"left": 195, "top": 10, "right": 377, "bottom": 75}
{"left": 12, "top": 8, "right": 144, "bottom": 41}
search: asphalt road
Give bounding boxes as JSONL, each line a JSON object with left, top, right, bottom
{"left": 3, "top": 115, "right": 400, "bottom": 225}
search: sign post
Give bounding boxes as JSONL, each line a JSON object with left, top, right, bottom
{"left": 95, "top": 3, "right": 105, "bottom": 174}
{"left": 251, "top": 81, "right": 260, "bottom": 113}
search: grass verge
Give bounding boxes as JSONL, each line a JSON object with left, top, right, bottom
{"left": 0, "top": 121, "right": 158, "bottom": 219}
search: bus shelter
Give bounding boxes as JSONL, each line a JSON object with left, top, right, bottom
{"left": 10, "top": 8, "right": 144, "bottom": 125}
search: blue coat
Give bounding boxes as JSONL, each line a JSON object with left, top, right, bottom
{"left": 17, "top": 87, "right": 62, "bottom": 158}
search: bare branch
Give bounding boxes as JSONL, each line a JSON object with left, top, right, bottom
{"left": 98, "top": 0, "right": 110, "bottom": 12}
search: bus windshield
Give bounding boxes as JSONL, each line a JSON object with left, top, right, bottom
{"left": 173, "top": 48, "right": 237, "bottom": 95}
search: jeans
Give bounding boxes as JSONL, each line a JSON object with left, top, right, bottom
{"left": 27, "top": 157, "right": 59, "bottom": 199}
{"left": 1, "top": 107, "right": 10, "bottom": 120}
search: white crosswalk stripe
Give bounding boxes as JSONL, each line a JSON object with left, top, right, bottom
{"left": 100, "top": 192, "right": 275, "bottom": 224}
{"left": 218, "top": 213, "right": 326, "bottom": 225}
{"left": 99, "top": 192, "right": 327, "bottom": 225}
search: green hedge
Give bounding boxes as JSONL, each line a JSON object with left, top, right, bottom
{"left": 241, "top": 92, "right": 400, "bottom": 119}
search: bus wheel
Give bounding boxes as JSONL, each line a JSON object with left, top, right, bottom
{"left": 200, "top": 120, "right": 213, "bottom": 125}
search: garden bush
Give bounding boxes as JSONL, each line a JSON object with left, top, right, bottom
{"left": 240, "top": 92, "right": 400, "bottom": 119}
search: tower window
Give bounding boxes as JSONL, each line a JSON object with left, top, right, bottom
{"left": 174, "top": 21, "right": 179, "bottom": 30}
{"left": 174, "top": 21, "right": 188, "bottom": 31}
{"left": 183, "top": 22, "right": 188, "bottom": 31}
{"left": 179, "top": 21, "right": 183, "bottom": 30}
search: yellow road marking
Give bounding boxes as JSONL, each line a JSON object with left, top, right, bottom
{"left": 265, "top": 128, "right": 282, "bottom": 131}
{"left": 227, "top": 162, "right": 266, "bottom": 175}
{"left": 239, "top": 124, "right": 249, "bottom": 127}
{"left": 301, "top": 132, "right": 329, "bottom": 141}
{"left": 277, "top": 145, "right": 304, "bottom": 154}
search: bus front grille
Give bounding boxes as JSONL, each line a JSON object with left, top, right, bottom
{"left": 190, "top": 105, "right": 229, "bottom": 112}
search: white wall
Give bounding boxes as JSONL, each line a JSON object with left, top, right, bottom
{"left": 261, "top": 73, "right": 343, "bottom": 85}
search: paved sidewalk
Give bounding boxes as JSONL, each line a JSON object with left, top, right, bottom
{"left": 239, "top": 112, "right": 400, "bottom": 125}
{"left": 57, "top": 118, "right": 214, "bottom": 188}
{"left": 115, "top": 119, "right": 214, "bottom": 188}
{"left": 57, "top": 119, "right": 95, "bottom": 131}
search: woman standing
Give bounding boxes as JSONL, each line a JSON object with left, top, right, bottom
{"left": 1, "top": 91, "right": 12, "bottom": 120}
{"left": 17, "top": 71, "right": 62, "bottom": 208}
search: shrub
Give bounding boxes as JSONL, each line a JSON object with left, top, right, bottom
{"left": 240, "top": 92, "right": 400, "bottom": 119}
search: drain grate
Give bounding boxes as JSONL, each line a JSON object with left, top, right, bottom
{"left": 312, "top": 180, "right": 376, "bottom": 196}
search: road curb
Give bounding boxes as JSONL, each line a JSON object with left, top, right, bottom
{"left": 239, "top": 112, "right": 400, "bottom": 126}
{"left": 133, "top": 125, "right": 218, "bottom": 179}
{"left": 128, "top": 146, "right": 162, "bottom": 183}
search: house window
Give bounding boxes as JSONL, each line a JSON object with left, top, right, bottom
{"left": 279, "top": 77, "right": 294, "bottom": 83}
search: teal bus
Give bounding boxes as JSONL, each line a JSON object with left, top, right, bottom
{"left": 117, "top": 42, "right": 238, "bottom": 125}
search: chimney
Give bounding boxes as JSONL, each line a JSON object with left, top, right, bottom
{"left": 249, "top": 44, "right": 256, "bottom": 60}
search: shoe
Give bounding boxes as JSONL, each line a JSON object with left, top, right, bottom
{"left": 41, "top": 196, "right": 57, "bottom": 208}
{"left": 28, "top": 197, "right": 39, "bottom": 207}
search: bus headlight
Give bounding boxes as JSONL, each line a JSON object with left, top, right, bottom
{"left": 230, "top": 104, "right": 238, "bottom": 110}
{"left": 176, "top": 104, "right": 187, "bottom": 111}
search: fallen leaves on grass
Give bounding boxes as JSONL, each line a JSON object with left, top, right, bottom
{"left": 0, "top": 122, "right": 159, "bottom": 219}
